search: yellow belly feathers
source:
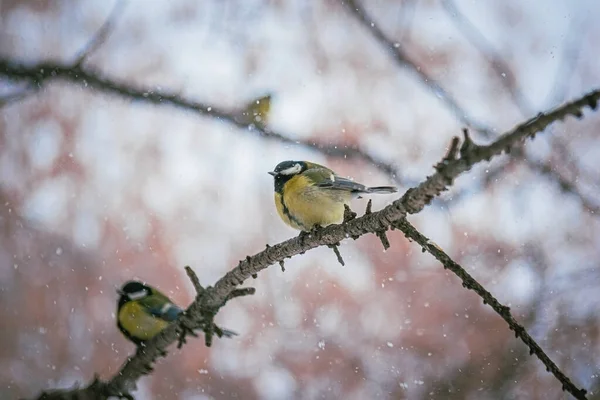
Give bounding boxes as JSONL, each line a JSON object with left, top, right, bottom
{"left": 118, "top": 302, "right": 169, "bottom": 341}
{"left": 274, "top": 175, "right": 351, "bottom": 230}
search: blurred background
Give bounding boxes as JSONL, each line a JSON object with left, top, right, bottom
{"left": 1, "top": 0, "right": 600, "bottom": 399}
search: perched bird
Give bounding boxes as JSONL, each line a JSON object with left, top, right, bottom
{"left": 116, "top": 281, "right": 236, "bottom": 346}
{"left": 268, "top": 160, "right": 397, "bottom": 231}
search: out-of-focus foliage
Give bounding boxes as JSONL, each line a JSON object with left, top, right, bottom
{"left": 1, "top": 0, "right": 599, "bottom": 399}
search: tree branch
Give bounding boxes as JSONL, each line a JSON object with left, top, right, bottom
{"left": 0, "top": 58, "right": 402, "bottom": 183}
{"left": 72, "top": 0, "right": 127, "bottom": 67}
{"left": 439, "top": 0, "right": 600, "bottom": 217}
{"left": 440, "top": 0, "right": 532, "bottom": 112}
{"left": 31, "top": 90, "right": 599, "bottom": 399}
{"left": 393, "top": 218, "right": 588, "bottom": 400}
{"left": 341, "top": 0, "right": 493, "bottom": 135}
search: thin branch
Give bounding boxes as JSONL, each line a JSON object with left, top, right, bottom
{"left": 328, "top": 243, "right": 345, "bottom": 266}
{"left": 341, "top": 0, "right": 493, "bottom": 135}
{"left": 393, "top": 218, "right": 587, "bottom": 400}
{"left": 30, "top": 90, "right": 598, "bottom": 399}
{"left": 184, "top": 265, "right": 205, "bottom": 295}
{"left": 0, "top": 58, "right": 402, "bottom": 184}
{"left": 441, "top": 0, "right": 531, "bottom": 113}
{"left": 73, "top": 0, "right": 128, "bottom": 67}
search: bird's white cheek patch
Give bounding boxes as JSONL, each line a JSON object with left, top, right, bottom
{"left": 127, "top": 291, "right": 147, "bottom": 300}
{"left": 330, "top": 174, "right": 335, "bottom": 182}
{"left": 280, "top": 164, "right": 302, "bottom": 175}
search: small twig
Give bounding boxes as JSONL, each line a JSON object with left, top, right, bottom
{"left": 176, "top": 320, "right": 199, "bottom": 349}
{"left": 364, "top": 200, "right": 390, "bottom": 249}
{"left": 394, "top": 218, "right": 588, "bottom": 400}
{"left": 223, "top": 287, "right": 256, "bottom": 304}
{"left": 279, "top": 260, "right": 285, "bottom": 272}
{"left": 343, "top": 204, "right": 357, "bottom": 222}
{"left": 441, "top": 0, "right": 531, "bottom": 112}
{"left": 375, "top": 231, "right": 390, "bottom": 250}
{"left": 459, "top": 128, "right": 478, "bottom": 157}
{"left": 342, "top": 0, "right": 493, "bottom": 135}
{"left": 73, "top": 0, "right": 127, "bottom": 67}
{"left": 184, "top": 266, "right": 205, "bottom": 295}
{"left": 444, "top": 136, "right": 461, "bottom": 162}
{"left": 328, "top": 243, "right": 345, "bottom": 266}
{"left": 364, "top": 199, "right": 373, "bottom": 214}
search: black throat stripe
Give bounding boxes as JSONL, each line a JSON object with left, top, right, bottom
{"left": 279, "top": 195, "right": 306, "bottom": 230}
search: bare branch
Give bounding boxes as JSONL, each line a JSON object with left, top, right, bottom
{"left": 73, "top": 0, "right": 128, "bottom": 67}
{"left": 328, "top": 243, "right": 345, "bottom": 266}
{"left": 30, "top": 90, "right": 598, "bottom": 400}
{"left": 441, "top": 0, "right": 531, "bottom": 113}
{"left": 184, "top": 265, "right": 204, "bottom": 295}
{"left": 393, "top": 218, "right": 588, "bottom": 400}
{"left": 0, "top": 58, "right": 402, "bottom": 184}
{"left": 341, "top": 0, "right": 493, "bottom": 135}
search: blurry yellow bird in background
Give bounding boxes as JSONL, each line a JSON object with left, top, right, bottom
{"left": 235, "top": 94, "right": 272, "bottom": 128}
{"left": 268, "top": 160, "right": 398, "bottom": 231}
{"left": 116, "top": 281, "right": 237, "bottom": 347}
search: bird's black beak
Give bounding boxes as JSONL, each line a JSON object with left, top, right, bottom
{"left": 116, "top": 288, "right": 124, "bottom": 296}
{"left": 268, "top": 171, "right": 277, "bottom": 176}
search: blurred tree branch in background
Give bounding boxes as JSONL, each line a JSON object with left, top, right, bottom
{"left": 32, "top": 88, "right": 599, "bottom": 400}
{"left": 0, "top": 57, "right": 402, "bottom": 183}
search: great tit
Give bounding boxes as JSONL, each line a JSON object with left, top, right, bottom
{"left": 116, "top": 281, "right": 236, "bottom": 346}
{"left": 268, "top": 160, "right": 397, "bottom": 231}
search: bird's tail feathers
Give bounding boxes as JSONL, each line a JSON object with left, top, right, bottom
{"left": 366, "top": 186, "right": 398, "bottom": 194}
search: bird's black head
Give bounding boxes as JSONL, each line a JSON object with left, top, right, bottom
{"left": 268, "top": 160, "right": 308, "bottom": 193}
{"left": 118, "top": 281, "right": 152, "bottom": 304}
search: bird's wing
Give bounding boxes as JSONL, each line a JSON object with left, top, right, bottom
{"left": 304, "top": 167, "right": 368, "bottom": 193}
{"left": 139, "top": 294, "right": 183, "bottom": 322}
